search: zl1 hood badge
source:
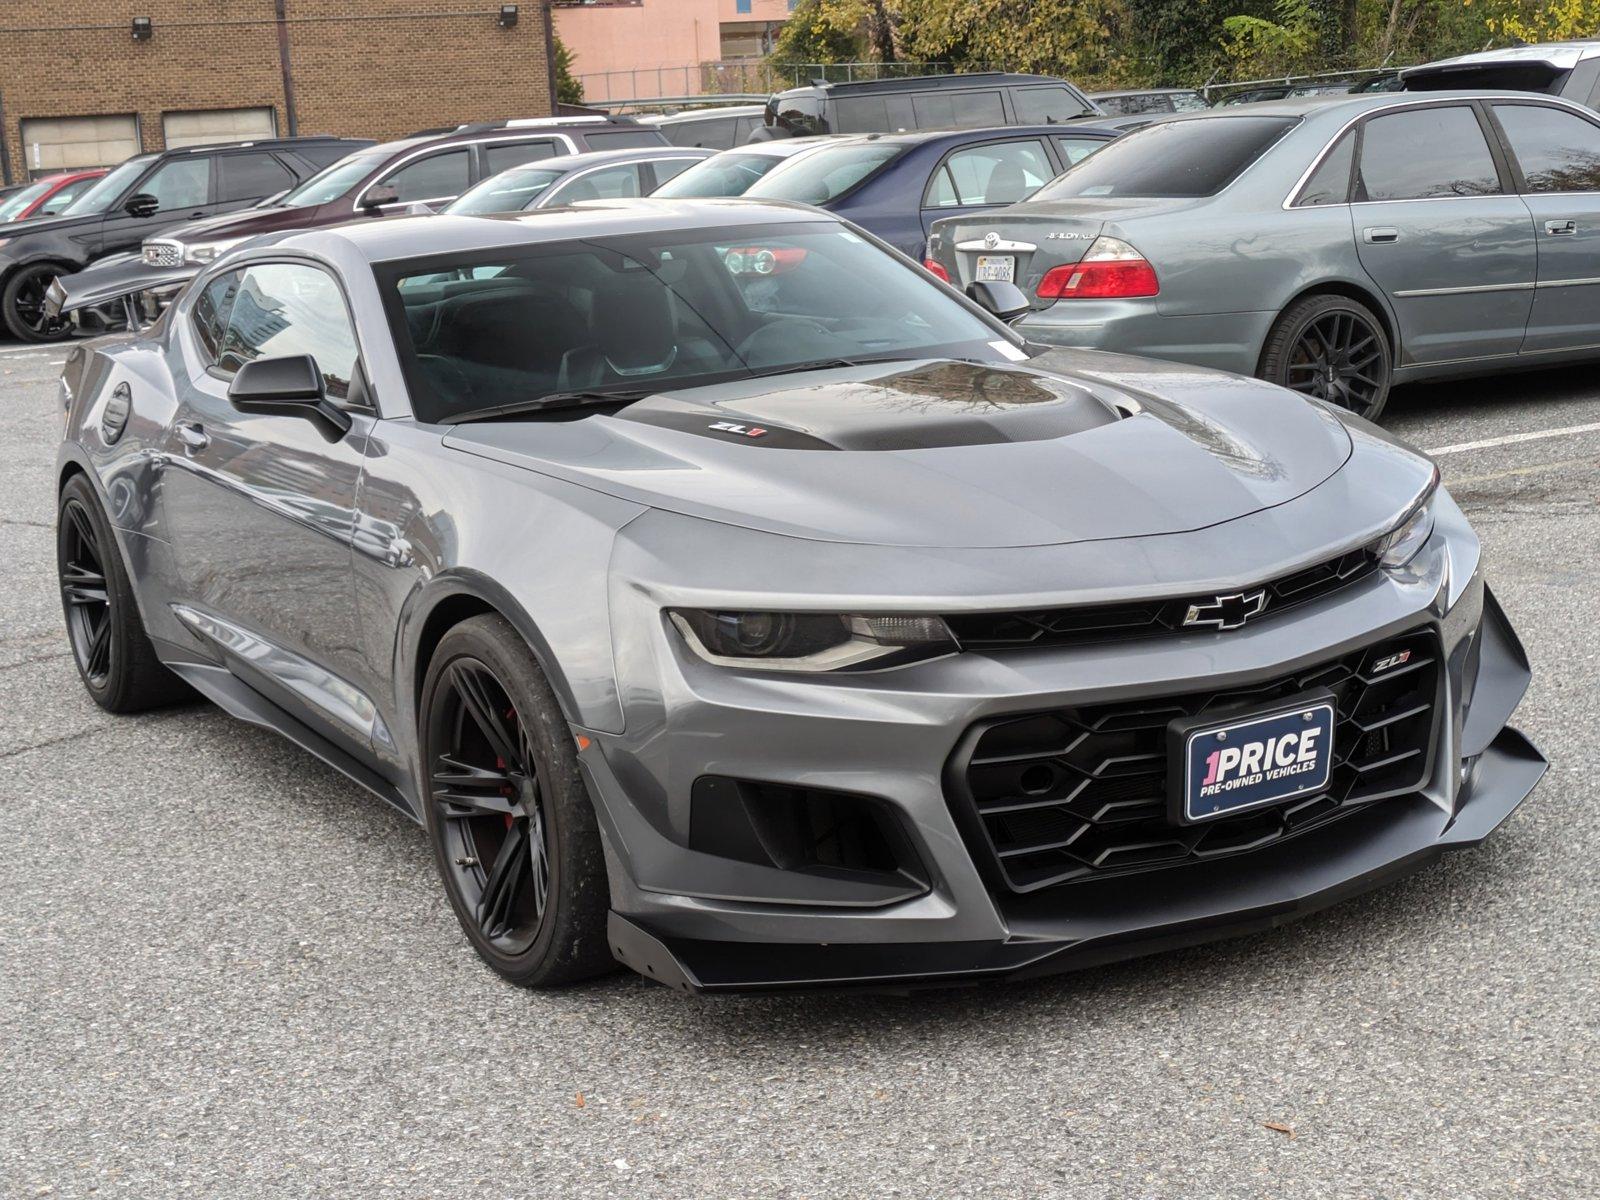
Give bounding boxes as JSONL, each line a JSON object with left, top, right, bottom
{"left": 709, "top": 421, "right": 768, "bottom": 439}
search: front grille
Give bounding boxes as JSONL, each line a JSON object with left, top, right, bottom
{"left": 946, "top": 629, "right": 1441, "bottom": 892}
{"left": 945, "top": 548, "right": 1377, "bottom": 650}
{"left": 142, "top": 242, "right": 183, "bottom": 267}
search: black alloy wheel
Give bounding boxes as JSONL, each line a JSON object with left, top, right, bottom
{"left": 1261, "top": 294, "right": 1393, "bottom": 422}
{"left": 4, "top": 263, "right": 73, "bottom": 342}
{"left": 59, "top": 495, "right": 114, "bottom": 688}
{"left": 419, "top": 615, "right": 612, "bottom": 987}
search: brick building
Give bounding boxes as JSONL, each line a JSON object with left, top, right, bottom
{"left": 0, "top": 2, "right": 554, "bottom": 185}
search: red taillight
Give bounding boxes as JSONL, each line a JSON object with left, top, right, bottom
{"left": 1036, "top": 236, "right": 1158, "bottom": 300}
{"left": 922, "top": 257, "right": 950, "bottom": 282}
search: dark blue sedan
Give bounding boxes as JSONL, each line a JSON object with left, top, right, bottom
{"left": 734, "top": 125, "right": 1121, "bottom": 260}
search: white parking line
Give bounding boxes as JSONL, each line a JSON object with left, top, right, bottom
{"left": 1425, "top": 421, "right": 1600, "bottom": 457}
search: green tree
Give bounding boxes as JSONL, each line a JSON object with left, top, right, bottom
{"left": 553, "top": 32, "right": 583, "bottom": 107}
{"left": 897, "top": 0, "right": 1133, "bottom": 85}
{"left": 1487, "top": 0, "right": 1600, "bottom": 42}
{"left": 1219, "top": 0, "right": 1322, "bottom": 78}
{"left": 769, "top": 0, "right": 872, "bottom": 69}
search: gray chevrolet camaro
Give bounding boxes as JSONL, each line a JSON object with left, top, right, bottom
{"left": 927, "top": 90, "right": 1600, "bottom": 422}
{"left": 54, "top": 199, "right": 1544, "bottom": 992}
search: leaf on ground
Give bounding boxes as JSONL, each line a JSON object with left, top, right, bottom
{"left": 1262, "top": 1121, "right": 1295, "bottom": 1139}
{"left": 575, "top": 1092, "right": 586, "bottom": 1108}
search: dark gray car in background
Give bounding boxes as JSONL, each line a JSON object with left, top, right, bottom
{"left": 54, "top": 199, "right": 1542, "bottom": 992}
{"left": 928, "top": 91, "right": 1600, "bottom": 421}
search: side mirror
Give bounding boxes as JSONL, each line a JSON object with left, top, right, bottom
{"left": 124, "top": 193, "right": 160, "bottom": 218}
{"left": 227, "top": 354, "right": 351, "bottom": 440}
{"left": 361, "top": 184, "right": 400, "bottom": 212}
{"left": 966, "top": 279, "right": 1032, "bottom": 324}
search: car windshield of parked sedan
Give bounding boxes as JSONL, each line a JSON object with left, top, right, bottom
{"left": 742, "top": 144, "right": 905, "bottom": 205}
{"left": 277, "top": 151, "right": 387, "bottom": 208}
{"left": 378, "top": 221, "right": 1014, "bottom": 424}
{"left": 0, "top": 179, "right": 52, "bottom": 223}
{"left": 60, "top": 157, "right": 150, "bottom": 216}
{"left": 446, "top": 166, "right": 565, "bottom": 215}
{"left": 1033, "top": 115, "right": 1297, "bottom": 200}
{"left": 651, "top": 151, "right": 795, "bottom": 198}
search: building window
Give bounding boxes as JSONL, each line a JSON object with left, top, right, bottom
{"left": 736, "top": 0, "right": 752, "bottom": 12}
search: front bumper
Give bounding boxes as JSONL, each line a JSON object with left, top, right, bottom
{"left": 581, "top": 507, "right": 1542, "bottom": 993}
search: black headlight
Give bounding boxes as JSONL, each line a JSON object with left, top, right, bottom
{"left": 669, "top": 610, "right": 957, "bottom": 672}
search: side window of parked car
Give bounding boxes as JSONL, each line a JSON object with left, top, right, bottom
{"left": 216, "top": 152, "right": 296, "bottom": 203}
{"left": 378, "top": 149, "right": 471, "bottom": 203}
{"left": 1492, "top": 103, "right": 1600, "bottom": 193}
{"left": 649, "top": 158, "right": 702, "bottom": 188}
{"left": 216, "top": 264, "right": 361, "bottom": 401}
{"left": 141, "top": 157, "right": 212, "bottom": 211}
{"left": 192, "top": 271, "right": 242, "bottom": 362}
{"left": 1356, "top": 106, "right": 1501, "bottom": 201}
{"left": 546, "top": 164, "right": 643, "bottom": 205}
{"left": 486, "top": 139, "right": 561, "bottom": 173}
{"left": 1294, "top": 131, "right": 1356, "bottom": 206}
{"left": 1055, "top": 136, "right": 1106, "bottom": 166}
{"left": 38, "top": 176, "right": 96, "bottom": 215}
{"left": 913, "top": 91, "right": 1006, "bottom": 130}
{"left": 1016, "top": 86, "right": 1090, "bottom": 123}
{"left": 924, "top": 140, "right": 1053, "bottom": 208}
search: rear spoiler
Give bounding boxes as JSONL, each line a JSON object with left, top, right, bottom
{"left": 44, "top": 252, "right": 197, "bottom": 331}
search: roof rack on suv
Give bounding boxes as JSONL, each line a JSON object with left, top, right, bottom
{"left": 804, "top": 71, "right": 1046, "bottom": 94}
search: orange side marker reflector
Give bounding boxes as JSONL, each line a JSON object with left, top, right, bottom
{"left": 575, "top": 735, "right": 592, "bottom": 751}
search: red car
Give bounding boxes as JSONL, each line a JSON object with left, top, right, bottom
{"left": 0, "top": 169, "right": 106, "bottom": 225}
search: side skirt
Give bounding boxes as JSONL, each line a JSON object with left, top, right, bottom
{"left": 162, "top": 655, "right": 421, "bottom": 824}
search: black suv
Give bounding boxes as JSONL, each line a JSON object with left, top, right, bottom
{"left": 760, "top": 72, "right": 1101, "bottom": 139}
{"left": 0, "top": 134, "right": 370, "bottom": 341}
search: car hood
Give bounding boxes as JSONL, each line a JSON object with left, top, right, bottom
{"left": 157, "top": 204, "right": 330, "bottom": 245}
{"left": 442, "top": 354, "right": 1352, "bottom": 549}
{"left": 0, "top": 209, "right": 102, "bottom": 239}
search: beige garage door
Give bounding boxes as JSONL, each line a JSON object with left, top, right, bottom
{"left": 162, "top": 108, "right": 277, "bottom": 149}
{"left": 18, "top": 115, "right": 140, "bottom": 177}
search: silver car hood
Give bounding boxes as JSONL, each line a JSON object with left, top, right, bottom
{"left": 442, "top": 354, "right": 1352, "bottom": 549}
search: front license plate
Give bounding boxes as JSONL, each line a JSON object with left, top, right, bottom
{"left": 1170, "top": 694, "right": 1336, "bottom": 824}
{"left": 974, "top": 255, "right": 1015, "bottom": 283}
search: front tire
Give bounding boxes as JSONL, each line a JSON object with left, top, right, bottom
{"left": 57, "top": 474, "right": 190, "bottom": 712}
{"left": 419, "top": 615, "right": 614, "bottom": 987}
{"left": 4, "top": 263, "right": 74, "bottom": 342}
{"left": 1259, "top": 293, "right": 1392, "bottom": 422}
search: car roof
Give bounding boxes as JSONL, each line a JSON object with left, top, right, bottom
{"left": 497, "top": 146, "right": 714, "bottom": 173}
{"left": 643, "top": 106, "right": 767, "bottom": 125}
{"left": 782, "top": 72, "right": 1072, "bottom": 96}
{"left": 811, "top": 124, "right": 1122, "bottom": 150}
{"left": 1406, "top": 40, "right": 1600, "bottom": 74}
{"left": 1089, "top": 88, "right": 1200, "bottom": 98}
{"left": 290, "top": 198, "right": 834, "bottom": 263}
{"left": 1144, "top": 89, "right": 1583, "bottom": 121}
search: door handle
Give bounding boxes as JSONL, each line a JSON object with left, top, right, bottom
{"left": 175, "top": 421, "right": 210, "bottom": 452}
{"left": 1545, "top": 219, "right": 1577, "bottom": 236}
{"left": 1363, "top": 227, "right": 1400, "bottom": 244}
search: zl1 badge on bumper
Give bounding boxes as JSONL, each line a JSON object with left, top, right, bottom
{"left": 1169, "top": 693, "right": 1336, "bottom": 824}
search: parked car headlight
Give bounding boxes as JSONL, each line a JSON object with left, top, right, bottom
{"left": 1375, "top": 468, "right": 1439, "bottom": 569}
{"left": 669, "top": 610, "right": 956, "bottom": 672}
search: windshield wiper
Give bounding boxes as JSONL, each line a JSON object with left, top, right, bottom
{"left": 441, "top": 390, "right": 651, "bottom": 426}
{"left": 746, "top": 354, "right": 923, "bottom": 380}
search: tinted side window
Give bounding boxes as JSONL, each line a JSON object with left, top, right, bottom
{"left": 486, "top": 139, "right": 561, "bottom": 173}
{"left": 925, "top": 140, "right": 1053, "bottom": 207}
{"left": 217, "top": 152, "right": 295, "bottom": 203}
{"left": 141, "top": 158, "right": 212, "bottom": 209}
{"left": 1017, "top": 87, "right": 1089, "bottom": 122}
{"left": 1357, "top": 106, "right": 1501, "bottom": 201}
{"left": 580, "top": 129, "right": 668, "bottom": 150}
{"left": 378, "top": 149, "right": 470, "bottom": 202}
{"left": 217, "top": 264, "right": 359, "bottom": 400}
{"left": 1493, "top": 103, "right": 1600, "bottom": 193}
{"left": 679, "top": 118, "right": 736, "bottom": 150}
{"left": 835, "top": 96, "right": 889, "bottom": 133}
{"left": 192, "top": 271, "right": 241, "bottom": 362}
{"left": 1055, "top": 136, "right": 1106, "bottom": 166}
{"left": 295, "top": 142, "right": 364, "bottom": 169}
{"left": 547, "top": 164, "right": 643, "bottom": 204}
{"left": 1295, "top": 131, "right": 1356, "bottom": 206}
{"left": 913, "top": 91, "right": 1005, "bottom": 129}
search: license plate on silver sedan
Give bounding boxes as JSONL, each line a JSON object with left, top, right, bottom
{"left": 974, "top": 255, "right": 1015, "bottom": 283}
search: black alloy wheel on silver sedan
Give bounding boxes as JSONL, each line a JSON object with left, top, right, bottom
{"left": 1261, "top": 293, "right": 1393, "bottom": 422}
{"left": 420, "top": 615, "right": 613, "bottom": 987}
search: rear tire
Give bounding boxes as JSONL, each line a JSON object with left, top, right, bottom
{"left": 57, "top": 474, "right": 191, "bottom": 713}
{"left": 4, "top": 263, "right": 74, "bottom": 342}
{"left": 419, "top": 615, "right": 614, "bottom": 988}
{"left": 1259, "top": 293, "right": 1392, "bottom": 423}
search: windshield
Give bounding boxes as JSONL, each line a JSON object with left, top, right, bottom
{"left": 278, "top": 151, "right": 385, "bottom": 208}
{"left": 377, "top": 221, "right": 1013, "bottom": 424}
{"left": 447, "top": 167, "right": 566, "bottom": 214}
{"left": 61, "top": 158, "right": 150, "bottom": 215}
{"left": 1033, "top": 116, "right": 1297, "bottom": 200}
{"left": 0, "top": 180, "right": 52, "bottom": 223}
{"left": 744, "top": 143, "right": 904, "bottom": 205}
{"left": 652, "top": 151, "right": 791, "bottom": 198}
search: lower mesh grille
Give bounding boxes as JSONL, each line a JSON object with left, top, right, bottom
{"left": 947, "top": 629, "right": 1441, "bottom": 892}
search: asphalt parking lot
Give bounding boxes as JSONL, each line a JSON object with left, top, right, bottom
{"left": 1, "top": 336, "right": 1595, "bottom": 1198}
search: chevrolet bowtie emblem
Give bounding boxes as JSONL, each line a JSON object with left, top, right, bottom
{"left": 1183, "top": 589, "right": 1269, "bottom": 631}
